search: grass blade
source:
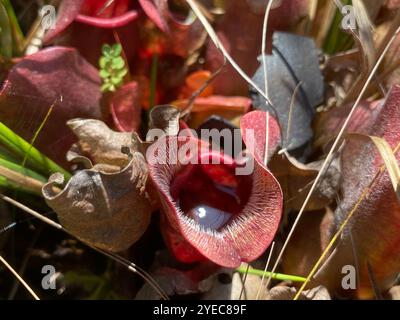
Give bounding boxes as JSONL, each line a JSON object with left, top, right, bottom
{"left": 0, "top": 1, "right": 12, "bottom": 58}
{"left": 236, "top": 266, "right": 306, "bottom": 283}
{"left": 0, "top": 122, "right": 71, "bottom": 179}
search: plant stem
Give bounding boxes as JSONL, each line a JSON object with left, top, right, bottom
{"left": 149, "top": 53, "right": 158, "bottom": 109}
{"left": 236, "top": 266, "right": 306, "bottom": 283}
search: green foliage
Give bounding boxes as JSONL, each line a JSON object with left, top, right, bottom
{"left": 0, "top": 122, "right": 71, "bottom": 179}
{"left": 99, "top": 43, "right": 128, "bottom": 92}
{"left": 323, "top": 0, "right": 354, "bottom": 54}
{"left": 0, "top": 0, "right": 25, "bottom": 56}
{"left": 0, "top": 1, "right": 12, "bottom": 58}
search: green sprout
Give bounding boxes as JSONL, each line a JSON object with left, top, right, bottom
{"left": 99, "top": 43, "right": 128, "bottom": 92}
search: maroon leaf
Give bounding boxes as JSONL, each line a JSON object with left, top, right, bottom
{"left": 315, "top": 99, "right": 384, "bottom": 148}
{"left": 44, "top": 1, "right": 140, "bottom": 67}
{"left": 0, "top": 47, "right": 103, "bottom": 167}
{"left": 110, "top": 81, "right": 142, "bottom": 132}
{"left": 147, "top": 135, "right": 282, "bottom": 268}
{"left": 43, "top": 0, "right": 84, "bottom": 43}
{"left": 320, "top": 85, "right": 400, "bottom": 297}
{"left": 44, "top": 0, "right": 138, "bottom": 43}
{"left": 138, "top": 0, "right": 168, "bottom": 32}
{"left": 240, "top": 110, "right": 281, "bottom": 164}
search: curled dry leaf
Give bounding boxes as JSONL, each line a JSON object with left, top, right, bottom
{"left": 251, "top": 32, "right": 324, "bottom": 153}
{"left": 67, "top": 118, "right": 131, "bottom": 169}
{"left": 320, "top": 85, "right": 400, "bottom": 298}
{"left": 147, "top": 135, "right": 282, "bottom": 268}
{"left": 0, "top": 47, "right": 103, "bottom": 167}
{"left": 42, "top": 151, "right": 152, "bottom": 252}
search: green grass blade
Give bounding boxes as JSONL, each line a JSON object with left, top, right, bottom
{"left": 0, "top": 122, "right": 71, "bottom": 179}
{"left": 0, "top": 1, "right": 12, "bottom": 58}
{"left": 323, "top": 0, "right": 353, "bottom": 54}
{"left": 1, "top": 0, "right": 25, "bottom": 55}
{"left": 0, "top": 157, "right": 47, "bottom": 182}
{"left": 236, "top": 266, "right": 306, "bottom": 283}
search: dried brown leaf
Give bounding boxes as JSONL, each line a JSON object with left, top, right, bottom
{"left": 67, "top": 119, "right": 132, "bottom": 169}
{"left": 42, "top": 152, "right": 152, "bottom": 252}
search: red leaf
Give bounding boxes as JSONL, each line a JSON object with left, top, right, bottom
{"left": 138, "top": 0, "right": 168, "bottom": 32}
{"left": 110, "top": 81, "right": 142, "bottom": 132}
{"left": 240, "top": 110, "right": 281, "bottom": 164}
{"left": 43, "top": 0, "right": 84, "bottom": 43}
{"left": 315, "top": 99, "right": 384, "bottom": 148}
{"left": 147, "top": 136, "right": 282, "bottom": 268}
{"left": 321, "top": 85, "right": 400, "bottom": 297}
{"left": 44, "top": 0, "right": 140, "bottom": 66}
{"left": 0, "top": 47, "right": 103, "bottom": 167}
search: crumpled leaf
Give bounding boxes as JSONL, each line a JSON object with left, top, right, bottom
{"left": 42, "top": 151, "right": 152, "bottom": 252}
{"left": 266, "top": 285, "right": 331, "bottom": 300}
{"left": 0, "top": 47, "right": 103, "bottom": 167}
{"left": 250, "top": 32, "right": 324, "bottom": 152}
{"left": 67, "top": 119, "right": 131, "bottom": 169}
{"left": 320, "top": 85, "right": 400, "bottom": 298}
{"left": 110, "top": 81, "right": 142, "bottom": 132}
{"left": 205, "top": 0, "right": 310, "bottom": 96}
{"left": 147, "top": 135, "right": 282, "bottom": 268}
